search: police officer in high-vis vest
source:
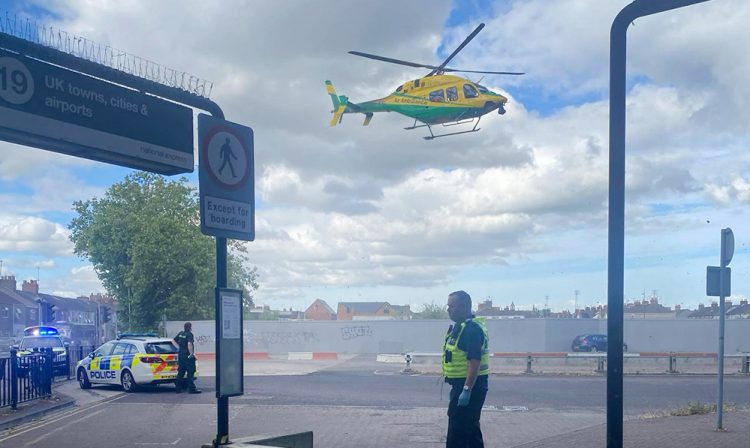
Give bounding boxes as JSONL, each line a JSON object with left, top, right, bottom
{"left": 173, "top": 322, "right": 201, "bottom": 394}
{"left": 443, "top": 290, "right": 490, "bottom": 448}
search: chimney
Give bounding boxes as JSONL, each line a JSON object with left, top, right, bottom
{"left": 698, "top": 303, "right": 705, "bottom": 310}
{"left": 650, "top": 297, "right": 658, "bottom": 305}
{"left": 711, "top": 302, "right": 718, "bottom": 310}
{"left": 634, "top": 300, "right": 641, "bottom": 306}
{"left": 22, "top": 279, "right": 39, "bottom": 295}
{"left": 674, "top": 304, "right": 681, "bottom": 311}
{"left": 0, "top": 275, "right": 17, "bottom": 291}
{"left": 725, "top": 300, "right": 732, "bottom": 308}
{"left": 741, "top": 300, "right": 748, "bottom": 306}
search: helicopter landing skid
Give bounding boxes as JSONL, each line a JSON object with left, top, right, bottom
{"left": 423, "top": 116, "right": 482, "bottom": 140}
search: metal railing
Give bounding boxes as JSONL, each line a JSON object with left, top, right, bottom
{"left": 399, "top": 351, "right": 750, "bottom": 375}
{"left": 0, "top": 349, "right": 54, "bottom": 409}
{"left": 66, "top": 345, "right": 96, "bottom": 379}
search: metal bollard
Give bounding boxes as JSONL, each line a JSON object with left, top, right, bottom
{"left": 596, "top": 356, "right": 606, "bottom": 373}
{"left": 742, "top": 354, "right": 749, "bottom": 374}
{"left": 668, "top": 353, "right": 678, "bottom": 373}
{"left": 525, "top": 355, "right": 533, "bottom": 374}
{"left": 10, "top": 349, "right": 18, "bottom": 410}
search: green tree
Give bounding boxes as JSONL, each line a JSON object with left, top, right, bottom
{"left": 413, "top": 301, "right": 449, "bottom": 319}
{"left": 69, "top": 172, "right": 258, "bottom": 330}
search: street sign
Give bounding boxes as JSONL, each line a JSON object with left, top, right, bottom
{"left": 721, "top": 228, "right": 734, "bottom": 267}
{"left": 216, "top": 288, "right": 243, "bottom": 398}
{"left": 706, "top": 266, "right": 731, "bottom": 297}
{"left": 198, "top": 114, "right": 255, "bottom": 241}
{"left": 0, "top": 50, "right": 193, "bottom": 174}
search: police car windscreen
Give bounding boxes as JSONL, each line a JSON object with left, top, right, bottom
{"left": 20, "top": 337, "right": 63, "bottom": 349}
{"left": 146, "top": 342, "right": 178, "bottom": 354}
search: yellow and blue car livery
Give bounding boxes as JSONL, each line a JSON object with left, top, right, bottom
{"left": 76, "top": 336, "right": 196, "bottom": 393}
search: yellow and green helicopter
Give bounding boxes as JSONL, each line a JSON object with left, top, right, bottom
{"left": 326, "top": 23, "right": 523, "bottom": 140}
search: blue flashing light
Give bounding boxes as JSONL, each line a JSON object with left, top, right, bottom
{"left": 24, "top": 326, "right": 60, "bottom": 337}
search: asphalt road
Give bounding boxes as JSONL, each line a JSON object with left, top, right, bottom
{"left": 1, "top": 356, "right": 748, "bottom": 447}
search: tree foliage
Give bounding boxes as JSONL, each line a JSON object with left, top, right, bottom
{"left": 69, "top": 172, "right": 257, "bottom": 330}
{"left": 413, "top": 301, "right": 449, "bottom": 319}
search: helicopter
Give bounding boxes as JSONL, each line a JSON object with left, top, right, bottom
{"left": 325, "top": 23, "right": 523, "bottom": 140}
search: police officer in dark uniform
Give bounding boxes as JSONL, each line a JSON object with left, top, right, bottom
{"left": 173, "top": 322, "right": 201, "bottom": 394}
{"left": 443, "top": 290, "right": 490, "bottom": 448}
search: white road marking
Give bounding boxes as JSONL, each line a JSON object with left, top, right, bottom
{"left": 24, "top": 408, "right": 106, "bottom": 446}
{"left": 134, "top": 438, "right": 182, "bottom": 445}
{"left": 0, "top": 393, "right": 126, "bottom": 443}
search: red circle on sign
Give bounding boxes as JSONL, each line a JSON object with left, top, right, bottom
{"left": 201, "top": 125, "right": 251, "bottom": 190}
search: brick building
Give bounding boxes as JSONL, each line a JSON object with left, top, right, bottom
{"left": 304, "top": 299, "right": 336, "bottom": 320}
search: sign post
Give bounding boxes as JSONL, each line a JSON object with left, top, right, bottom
{"left": 707, "top": 228, "right": 734, "bottom": 430}
{"left": 198, "top": 114, "right": 254, "bottom": 446}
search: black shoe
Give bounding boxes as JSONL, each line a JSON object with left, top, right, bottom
{"left": 188, "top": 389, "right": 202, "bottom": 394}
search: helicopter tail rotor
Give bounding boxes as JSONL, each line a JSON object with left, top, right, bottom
{"left": 326, "top": 80, "right": 349, "bottom": 126}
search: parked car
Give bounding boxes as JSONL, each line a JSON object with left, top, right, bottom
{"left": 14, "top": 326, "right": 69, "bottom": 376}
{"left": 571, "top": 334, "right": 628, "bottom": 352}
{"left": 76, "top": 334, "right": 198, "bottom": 392}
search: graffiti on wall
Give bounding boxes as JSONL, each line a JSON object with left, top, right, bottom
{"left": 341, "top": 325, "right": 373, "bottom": 341}
{"left": 251, "top": 331, "right": 320, "bottom": 346}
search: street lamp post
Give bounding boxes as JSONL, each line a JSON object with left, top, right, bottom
{"left": 609, "top": 1, "right": 711, "bottom": 447}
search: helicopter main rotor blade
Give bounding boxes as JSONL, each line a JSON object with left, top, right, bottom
{"left": 349, "top": 51, "right": 524, "bottom": 76}
{"left": 348, "top": 51, "right": 440, "bottom": 70}
{"left": 441, "top": 67, "right": 524, "bottom": 75}
{"left": 428, "top": 22, "right": 485, "bottom": 76}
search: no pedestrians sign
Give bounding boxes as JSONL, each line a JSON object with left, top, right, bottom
{"left": 198, "top": 114, "right": 255, "bottom": 241}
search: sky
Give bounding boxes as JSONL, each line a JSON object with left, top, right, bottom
{"left": 1, "top": 0, "right": 749, "bottom": 314}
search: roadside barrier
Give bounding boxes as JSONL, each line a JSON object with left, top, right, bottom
{"left": 378, "top": 351, "right": 750, "bottom": 374}
{"left": 0, "top": 349, "right": 54, "bottom": 409}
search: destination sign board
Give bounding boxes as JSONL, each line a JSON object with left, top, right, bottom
{"left": 0, "top": 49, "right": 193, "bottom": 174}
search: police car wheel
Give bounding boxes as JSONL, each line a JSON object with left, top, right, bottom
{"left": 77, "top": 368, "right": 91, "bottom": 389}
{"left": 121, "top": 370, "right": 138, "bottom": 393}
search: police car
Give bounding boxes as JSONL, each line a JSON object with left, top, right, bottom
{"left": 76, "top": 334, "right": 195, "bottom": 392}
{"left": 16, "top": 326, "right": 69, "bottom": 376}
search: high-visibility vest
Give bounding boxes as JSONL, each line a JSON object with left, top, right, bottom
{"left": 442, "top": 317, "right": 490, "bottom": 379}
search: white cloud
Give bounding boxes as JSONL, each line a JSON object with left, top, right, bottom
{"left": 0, "top": 214, "right": 73, "bottom": 256}
{"left": 0, "top": 0, "right": 747, "bottom": 308}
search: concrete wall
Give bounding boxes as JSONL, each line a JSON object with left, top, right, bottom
{"left": 167, "top": 319, "right": 750, "bottom": 354}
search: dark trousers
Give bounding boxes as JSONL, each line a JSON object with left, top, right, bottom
{"left": 176, "top": 355, "right": 196, "bottom": 391}
{"left": 446, "top": 384, "right": 487, "bottom": 448}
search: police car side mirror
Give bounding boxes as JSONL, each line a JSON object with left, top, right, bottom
{"left": 10, "top": 344, "right": 19, "bottom": 350}
{"left": 88, "top": 352, "right": 96, "bottom": 359}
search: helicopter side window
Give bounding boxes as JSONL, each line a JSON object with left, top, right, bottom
{"left": 446, "top": 87, "right": 458, "bottom": 101}
{"left": 429, "top": 89, "right": 445, "bottom": 102}
{"left": 396, "top": 85, "right": 403, "bottom": 93}
{"left": 414, "top": 79, "right": 420, "bottom": 88}
{"left": 463, "top": 84, "right": 479, "bottom": 98}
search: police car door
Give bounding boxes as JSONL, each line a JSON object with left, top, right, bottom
{"left": 107, "top": 342, "right": 129, "bottom": 384}
{"left": 88, "top": 341, "right": 116, "bottom": 384}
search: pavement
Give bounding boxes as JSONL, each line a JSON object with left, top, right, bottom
{"left": 1, "top": 357, "right": 749, "bottom": 447}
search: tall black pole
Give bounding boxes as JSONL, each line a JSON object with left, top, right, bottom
{"left": 608, "top": 1, "right": 710, "bottom": 447}
{"left": 215, "top": 237, "right": 229, "bottom": 445}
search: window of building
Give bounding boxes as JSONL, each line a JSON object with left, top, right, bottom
{"left": 0, "top": 306, "right": 9, "bottom": 318}
{"left": 463, "top": 84, "right": 479, "bottom": 98}
{"left": 429, "top": 89, "right": 445, "bottom": 102}
{"left": 446, "top": 86, "right": 458, "bottom": 101}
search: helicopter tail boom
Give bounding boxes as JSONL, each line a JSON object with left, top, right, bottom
{"left": 326, "top": 80, "right": 374, "bottom": 126}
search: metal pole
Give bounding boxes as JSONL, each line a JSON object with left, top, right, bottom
{"left": 717, "top": 279, "right": 725, "bottom": 429}
{"left": 215, "top": 237, "right": 230, "bottom": 446}
{"left": 609, "top": 1, "right": 710, "bottom": 446}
